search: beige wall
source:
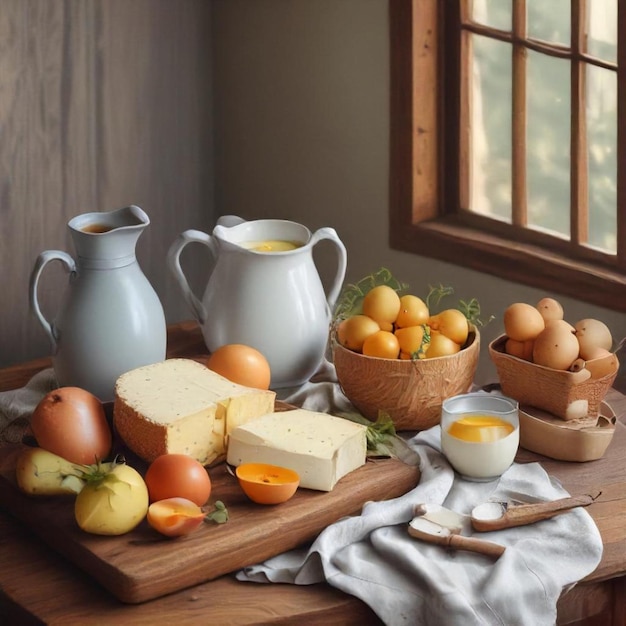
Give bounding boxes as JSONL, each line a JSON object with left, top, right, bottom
{"left": 0, "top": 0, "right": 214, "bottom": 368}
{"left": 211, "top": 0, "right": 626, "bottom": 385}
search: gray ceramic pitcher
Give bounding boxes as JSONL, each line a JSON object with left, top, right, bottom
{"left": 29, "top": 205, "right": 167, "bottom": 401}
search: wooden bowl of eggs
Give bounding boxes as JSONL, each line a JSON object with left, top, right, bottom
{"left": 333, "top": 325, "right": 480, "bottom": 431}
{"left": 489, "top": 299, "right": 619, "bottom": 422}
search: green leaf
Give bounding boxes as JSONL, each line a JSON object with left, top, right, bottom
{"left": 338, "top": 410, "right": 419, "bottom": 466}
{"left": 205, "top": 500, "right": 229, "bottom": 524}
{"left": 425, "top": 284, "right": 455, "bottom": 311}
{"left": 458, "top": 297, "right": 494, "bottom": 328}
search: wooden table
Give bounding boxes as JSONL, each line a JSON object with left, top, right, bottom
{"left": 1, "top": 321, "right": 625, "bottom": 625}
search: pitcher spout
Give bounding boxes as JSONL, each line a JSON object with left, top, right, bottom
{"left": 212, "top": 217, "right": 313, "bottom": 254}
{"left": 68, "top": 205, "right": 150, "bottom": 264}
{"left": 70, "top": 204, "right": 149, "bottom": 233}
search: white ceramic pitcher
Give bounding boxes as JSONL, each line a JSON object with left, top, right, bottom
{"left": 29, "top": 205, "right": 167, "bottom": 401}
{"left": 168, "top": 216, "right": 347, "bottom": 388}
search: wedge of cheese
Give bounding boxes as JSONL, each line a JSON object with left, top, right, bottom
{"left": 113, "top": 358, "right": 276, "bottom": 465}
{"left": 226, "top": 409, "right": 367, "bottom": 491}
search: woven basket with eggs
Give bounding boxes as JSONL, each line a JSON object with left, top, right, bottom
{"left": 489, "top": 300, "right": 619, "bottom": 421}
{"left": 334, "top": 327, "right": 480, "bottom": 431}
{"left": 331, "top": 272, "right": 481, "bottom": 431}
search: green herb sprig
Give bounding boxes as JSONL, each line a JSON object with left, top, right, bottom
{"left": 204, "top": 500, "right": 229, "bottom": 524}
{"left": 338, "top": 411, "right": 420, "bottom": 466}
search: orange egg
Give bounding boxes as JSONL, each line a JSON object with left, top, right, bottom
{"left": 428, "top": 308, "right": 469, "bottom": 345}
{"left": 337, "top": 314, "right": 380, "bottom": 352}
{"left": 394, "top": 325, "right": 426, "bottom": 357}
{"left": 362, "top": 330, "right": 400, "bottom": 359}
{"left": 395, "top": 294, "right": 429, "bottom": 328}
{"left": 425, "top": 330, "right": 461, "bottom": 358}
{"left": 207, "top": 344, "right": 271, "bottom": 389}
{"left": 362, "top": 285, "right": 401, "bottom": 332}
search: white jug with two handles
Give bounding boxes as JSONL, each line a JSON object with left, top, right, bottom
{"left": 168, "top": 216, "right": 347, "bottom": 389}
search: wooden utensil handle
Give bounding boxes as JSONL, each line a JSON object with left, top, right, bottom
{"left": 473, "top": 494, "right": 597, "bottom": 532}
{"left": 408, "top": 525, "right": 505, "bottom": 559}
{"left": 448, "top": 534, "right": 506, "bottom": 559}
{"left": 505, "top": 494, "right": 595, "bottom": 526}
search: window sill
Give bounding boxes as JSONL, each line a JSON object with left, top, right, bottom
{"left": 389, "top": 218, "right": 626, "bottom": 313}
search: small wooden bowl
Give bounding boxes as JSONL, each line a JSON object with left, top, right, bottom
{"left": 332, "top": 327, "right": 480, "bottom": 431}
{"left": 235, "top": 463, "right": 300, "bottom": 505}
{"left": 489, "top": 335, "right": 619, "bottom": 421}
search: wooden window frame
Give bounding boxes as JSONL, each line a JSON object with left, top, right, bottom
{"left": 389, "top": 0, "right": 626, "bottom": 313}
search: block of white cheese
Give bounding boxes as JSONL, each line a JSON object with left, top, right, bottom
{"left": 113, "top": 358, "right": 276, "bottom": 465}
{"left": 226, "top": 409, "right": 367, "bottom": 491}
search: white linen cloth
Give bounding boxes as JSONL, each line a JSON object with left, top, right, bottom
{"left": 0, "top": 363, "right": 604, "bottom": 625}
{"left": 0, "top": 368, "right": 57, "bottom": 439}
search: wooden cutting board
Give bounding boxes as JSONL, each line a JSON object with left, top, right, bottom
{"left": 0, "top": 444, "right": 420, "bottom": 605}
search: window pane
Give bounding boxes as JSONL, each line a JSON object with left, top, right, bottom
{"left": 587, "top": 65, "right": 617, "bottom": 253}
{"left": 470, "top": 36, "right": 512, "bottom": 221}
{"left": 587, "top": 0, "right": 617, "bottom": 62}
{"left": 527, "top": 0, "right": 570, "bottom": 45}
{"left": 471, "top": 0, "right": 511, "bottom": 31}
{"left": 527, "top": 51, "right": 570, "bottom": 237}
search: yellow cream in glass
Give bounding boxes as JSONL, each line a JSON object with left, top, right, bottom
{"left": 447, "top": 414, "right": 515, "bottom": 443}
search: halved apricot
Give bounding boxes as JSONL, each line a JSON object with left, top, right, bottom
{"left": 147, "top": 497, "right": 206, "bottom": 537}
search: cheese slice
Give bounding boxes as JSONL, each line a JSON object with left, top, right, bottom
{"left": 226, "top": 409, "right": 367, "bottom": 491}
{"left": 113, "top": 358, "right": 276, "bottom": 465}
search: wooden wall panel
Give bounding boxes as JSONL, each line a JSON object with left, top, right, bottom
{"left": 0, "top": 0, "right": 214, "bottom": 370}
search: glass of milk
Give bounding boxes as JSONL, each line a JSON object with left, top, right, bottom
{"left": 441, "top": 393, "right": 519, "bottom": 482}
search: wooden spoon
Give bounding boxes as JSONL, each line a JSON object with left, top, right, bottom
{"left": 408, "top": 516, "right": 505, "bottom": 559}
{"left": 470, "top": 492, "right": 599, "bottom": 532}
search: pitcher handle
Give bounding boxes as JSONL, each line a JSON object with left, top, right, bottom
{"left": 309, "top": 227, "right": 348, "bottom": 311}
{"left": 29, "top": 250, "right": 76, "bottom": 352}
{"left": 167, "top": 229, "right": 218, "bottom": 325}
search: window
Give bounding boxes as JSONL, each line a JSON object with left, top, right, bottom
{"left": 389, "top": 0, "right": 626, "bottom": 312}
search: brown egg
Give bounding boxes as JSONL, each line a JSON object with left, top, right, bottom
{"left": 545, "top": 319, "right": 575, "bottom": 332}
{"left": 505, "top": 338, "right": 534, "bottom": 361}
{"left": 536, "top": 297, "right": 564, "bottom": 323}
{"left": 532, "top": 325, "right": 580, "bottom": 370}
{"left": 582, "top": 345, "right": 610, "bottom": 360}
{"left": 503, "top": 303, "right": 545, "bottom": 342}
{"left": 584, "top": 349, "right": 618, "bottom": 379}
{"left": 574, "top": 318, "right": 613, "bottom": 360}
